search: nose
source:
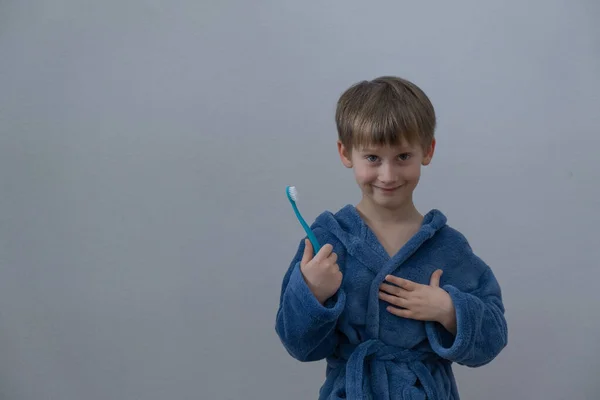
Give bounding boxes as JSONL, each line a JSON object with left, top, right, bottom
{"left": 379, "top": 163, "right": 396, "bottom": 184}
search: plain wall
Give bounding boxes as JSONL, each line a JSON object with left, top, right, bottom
{"left": 1, "top": 1, "right": 599, "bottom": 399}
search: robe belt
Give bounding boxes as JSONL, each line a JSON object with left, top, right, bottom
{"left": 328, "top": 339, "right": 442, "bottom": 400}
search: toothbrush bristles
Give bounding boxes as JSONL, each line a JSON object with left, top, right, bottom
{"left": 288, "top": 186, "right": 297, "bottom": 201}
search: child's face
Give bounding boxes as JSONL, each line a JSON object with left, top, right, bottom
{"left": 337, "top": 139, "right": 435, "bottom": 210}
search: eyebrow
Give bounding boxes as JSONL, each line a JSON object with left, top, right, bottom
{"left": 360, "top": 147, "right": 413, "bottom": 153}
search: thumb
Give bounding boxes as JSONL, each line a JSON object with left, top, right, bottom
{"left": 300, "top": 239, "right": 313, "bottom": 267}
{"left": 430, "top": 269, "right": 443, "bottom": 287}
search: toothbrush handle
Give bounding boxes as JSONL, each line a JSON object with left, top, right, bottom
{"left": 292, "top": 203, "right": 321, "bottom": 255}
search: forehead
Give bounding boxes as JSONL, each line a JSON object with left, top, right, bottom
{"left": 355, "top": 141, "right": 419, "bottom": 153}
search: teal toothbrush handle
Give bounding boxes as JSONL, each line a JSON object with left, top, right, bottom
{"left": 290, "top": 201, "right": 321, "bottom": 255}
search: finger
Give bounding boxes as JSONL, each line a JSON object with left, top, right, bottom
{"left": 328, "top": 252, "right": 338, "bottom": 264}
{"left": 314, "top": 243, "right": 333, "bottom": 262}
{"left": 379, "top": 283, "right": 410, "bottom": 299}
{"left": 386, "top": 306, "right": 416, "bottom": 320}
{"left": 429, "top": 269, "right": 443, "bottom": 287}
{"left": 378, "top": 291, "right": 408, "bottom": 308}
{"left": 300, "top": 239, "right": 313, "bottom": 267}
{"left": 384, "top": 275, "right": 417, "bottom": 291}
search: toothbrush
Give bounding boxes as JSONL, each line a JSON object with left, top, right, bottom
{"left": 286, "top": 185, "right": 321, "bottom": 255}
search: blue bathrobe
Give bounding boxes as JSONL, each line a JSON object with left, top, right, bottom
{"left": 275, "top": 205, "right": 507, "bottom": 399}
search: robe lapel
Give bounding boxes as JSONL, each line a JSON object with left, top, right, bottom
{"left": 366, "top": 214, "right": 442, "bottom": 338}
{"left": 314, "top": 205, "right": 447, "bottom": 339}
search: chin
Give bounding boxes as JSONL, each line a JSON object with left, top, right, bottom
{"left": 379, "top": 191, "right": 412, "bottom": 204}
{"left": 366, "top": 195, "right": 402, "bottom": 208}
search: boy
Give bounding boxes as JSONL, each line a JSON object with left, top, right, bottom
{"left": 275, "top": 76, "right": 507, "bottom": 399}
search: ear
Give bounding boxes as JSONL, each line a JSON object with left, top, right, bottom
{"left": 422, "top": 138, "right": 436, "bottom": 166}
{"left": 337, "top": 140, "right": 353, "bottom": 168}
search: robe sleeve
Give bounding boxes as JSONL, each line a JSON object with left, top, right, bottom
{"left": 275, "top": 228, "right": 346, "bottom": 362}
{"left": 426, "top": 252, "right": 508, "bottom": 367}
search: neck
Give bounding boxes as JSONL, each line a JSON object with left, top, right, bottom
{"left": 356, "top": 197, "right": 422, "bottom": 226}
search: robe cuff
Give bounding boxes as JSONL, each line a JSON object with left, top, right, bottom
{"left": 426, "top": 284, "right": 475, "bottom": 361}
{"left": 288, "top": 262, "right": 345, "bottom": 322}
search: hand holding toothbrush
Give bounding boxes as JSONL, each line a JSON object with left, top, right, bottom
{"left": 285, "top": 185, "right": 342, "bottom": 305}
{"left": 300, "top": 240, "right": 343, "bottom": 305}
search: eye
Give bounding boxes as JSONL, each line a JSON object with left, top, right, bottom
{"left": 398, "top": 153, "right": 412, "bottom": 161}
{"left": 365, "top": 155, "right": 379, "bottom": 163}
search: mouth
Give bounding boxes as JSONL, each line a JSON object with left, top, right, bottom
{"left": 374, "top": 185, "right": 402, "bottom": 193}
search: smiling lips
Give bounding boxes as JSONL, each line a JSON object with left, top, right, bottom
{"left": 375, "top": 185, "right": 402, "bottom": 193}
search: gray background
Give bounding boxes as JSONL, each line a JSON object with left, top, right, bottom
{"left": 1, "top": 1, "right": 599, "bottom": 399}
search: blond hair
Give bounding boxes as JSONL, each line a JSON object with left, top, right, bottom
{"left": 335, "top": 76, "right": 436, "bottom": 151}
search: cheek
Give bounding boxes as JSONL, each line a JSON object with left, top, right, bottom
{"left": 354, "top": 166, "right": 376, "bottom": 183}
{"left": 403, "top": 165, "right": 422, "bottom": 182}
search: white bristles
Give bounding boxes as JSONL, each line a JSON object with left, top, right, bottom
{"left": 288, "top": 186, "right": 297, "bottom": 201}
